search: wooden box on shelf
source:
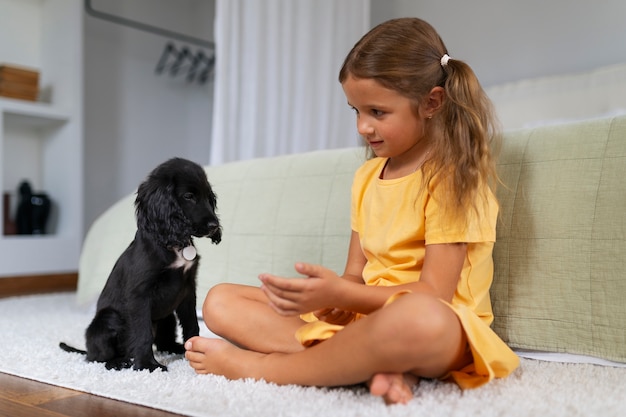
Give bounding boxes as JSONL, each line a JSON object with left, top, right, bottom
{"left": 0, "top": 64, "right": 40, "bottom": 102}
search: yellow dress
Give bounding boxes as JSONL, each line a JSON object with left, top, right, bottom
{"left": 296, "top": 157, "right": 519, "bottom": 389}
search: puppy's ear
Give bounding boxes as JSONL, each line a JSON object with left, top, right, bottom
{"left": 135, "top": 176, "right": 190, "bottom": 246}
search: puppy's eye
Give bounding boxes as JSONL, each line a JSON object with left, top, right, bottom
{"left": 183, "top": 192, "right": 196, "bottom": 202}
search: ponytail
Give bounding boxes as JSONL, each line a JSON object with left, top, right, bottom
{"left": 426, "top": 57, "right": 500, "bottom": 221}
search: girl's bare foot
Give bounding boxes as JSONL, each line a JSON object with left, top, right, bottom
{"left": 185, "top": 336, "right": 265, "bottom": 379}
{"left": 368, "top": 373, "right": 419, "bottom": 405}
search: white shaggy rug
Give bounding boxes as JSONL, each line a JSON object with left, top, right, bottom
{"left": 1, "top": 293, "right": 625, "bottom": 417}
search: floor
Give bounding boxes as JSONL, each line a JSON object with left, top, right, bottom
{"left": 0, "top": 372, "right": 184, "bottom": 417}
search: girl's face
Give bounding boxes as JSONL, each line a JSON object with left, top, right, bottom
{"left": 342, "top": 76, "right": 427, "bottom": 164}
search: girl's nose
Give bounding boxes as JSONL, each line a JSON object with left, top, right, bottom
{"left": 357, "top": 118, "right": 374, "bottom": 136}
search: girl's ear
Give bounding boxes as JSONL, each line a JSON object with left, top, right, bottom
{"left": 420, "top": 86, "right": 445, "bottom": 118}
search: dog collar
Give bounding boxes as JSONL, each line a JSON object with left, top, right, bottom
{"left": 182, "top": 245, "right": 197, "bottom": 261}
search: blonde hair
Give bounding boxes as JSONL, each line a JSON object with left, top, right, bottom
{"left": 339, "top": 18, "right": 500, "bottom": 224}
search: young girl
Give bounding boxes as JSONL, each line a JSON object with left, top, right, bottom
{"left": 185, "top": 17, "right": 519, "bottom": 405}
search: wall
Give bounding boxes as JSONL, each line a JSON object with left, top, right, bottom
{"left": 83, "top": 0, "right": 215, "bottom": 233}
{"left": 370, "top": 0, "right": 626, "bottom": 87}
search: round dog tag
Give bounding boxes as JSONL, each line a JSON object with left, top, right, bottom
{"left": 182, "top": 246, "right": 197, "bottom": 261}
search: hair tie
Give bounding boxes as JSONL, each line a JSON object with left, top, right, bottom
{"left": 440, "top": 54, "right": 451, "bottom": 67}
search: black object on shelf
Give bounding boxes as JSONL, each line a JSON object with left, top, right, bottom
{"left": 15, "top": 181, "right": 51, "bottom": 235}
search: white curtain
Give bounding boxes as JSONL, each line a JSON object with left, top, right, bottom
{"left": 209, "top": 0, "right": 370, "bottom": 165}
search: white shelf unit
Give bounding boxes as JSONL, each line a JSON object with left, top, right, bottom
{"left": 0, "top": 0, "right": 83, "bottom": 277}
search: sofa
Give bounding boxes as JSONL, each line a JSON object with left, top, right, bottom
{"left": 77, "top": 113, "right": 626, "bottom": 366}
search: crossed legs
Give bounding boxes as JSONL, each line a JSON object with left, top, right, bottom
{"left": 186, "top": 283, "right": 470, "bottom": 404}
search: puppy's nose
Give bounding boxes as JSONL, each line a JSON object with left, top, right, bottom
{"left": 206, "top": 221, "right": 221, "bottom": 237}
{"left": 207, "top": 221, "right": 219, "bottom": 229}
{"left": 207, "top": 222, "right": 222, "bottom": 244}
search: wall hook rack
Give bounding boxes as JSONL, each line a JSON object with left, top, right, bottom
{"left": 155, "top": 42, "right": 215, "bottom": 84}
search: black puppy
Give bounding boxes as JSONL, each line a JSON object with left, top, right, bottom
{"left": 61, "top": 158, "right": 221, "bottom": 371}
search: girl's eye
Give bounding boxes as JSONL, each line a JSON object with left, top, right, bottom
{"left": 371, "top": 109, "right": 384, "bottom": 117}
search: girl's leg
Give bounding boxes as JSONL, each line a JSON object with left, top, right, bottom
{"left": 187, "top": 292, "right": 470, "bottom": 391}
{"left": 202, "top": 283, "right": 305, "bottom": 353}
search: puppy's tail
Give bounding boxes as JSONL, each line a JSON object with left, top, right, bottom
{"left": 59, "top": 342, "right": 87, "bottom": 355}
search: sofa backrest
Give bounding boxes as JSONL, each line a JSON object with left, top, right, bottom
{"left": 491, "top": 115, "right": 626, "bottom": 363}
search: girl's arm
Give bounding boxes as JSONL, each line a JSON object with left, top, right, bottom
{"left": 340, "top": 230, "right": 368, "bottom": 284}
{"left": 259, "top": 231, "right": 467, "bottom": 316}
{"left": 338, "top": 241, "right": 467, "bottom": 314}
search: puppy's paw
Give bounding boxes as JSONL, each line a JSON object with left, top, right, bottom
{"left": 134, "top": 359, "right": 168, "bottom": 372}
{"left": 155, "top": 340, "right": 186, "bottom": 355}
{"left": 160, "top": 342, "right": 185, "bottom": 355}
{"left": 105, "top": 358, "right": 133, "bottom": 371}
{"left": 148, "top": 363, "right": 168, "bottom": 372}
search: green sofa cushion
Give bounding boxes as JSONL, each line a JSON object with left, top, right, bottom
{"left": 491, "top": 115, "right": 626, "bottom": 363}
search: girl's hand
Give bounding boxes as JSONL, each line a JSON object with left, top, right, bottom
{"left": 259, "top": 262, "right": 344, "bottom": 316}
{"left": 313, "top": 307, "right": 356, "bottom": 325}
